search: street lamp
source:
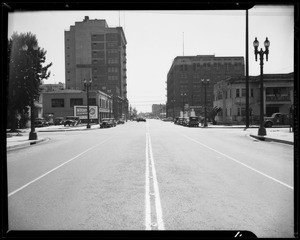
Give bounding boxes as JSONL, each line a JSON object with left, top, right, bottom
{"left": 180, "top": 93, "right": 187, "bottom": 116}
{"left": 83, "top": 78, "right": 92, "bottom": 129}
{"left": 22, "top": 43, "right": 39, "bottom": 140}
{"left": 201, "top": 79, "right": 210, "bottom": 127}
{"left": 107, "top": 90, "right": 113, "bottom": 118}
{"left": 171, "top": 99, "right": 176, "bottom": 121}
{"left": 253, "top": 37, "right": 270, "bottom": 136}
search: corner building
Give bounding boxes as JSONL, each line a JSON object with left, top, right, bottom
{"left": 166, "top": 55, "right": 244, "bottom": 118}
{"left": 65, "top": 16, "right": 128, "bottom": 120}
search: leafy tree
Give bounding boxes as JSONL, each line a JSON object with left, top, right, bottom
{"left": 7, "top": 32, "right": 52, "bottom": 131}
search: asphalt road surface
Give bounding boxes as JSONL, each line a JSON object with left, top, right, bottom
{"left": 6, "top": 119, "right": 294, "bottom": 237}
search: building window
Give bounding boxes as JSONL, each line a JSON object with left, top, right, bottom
{"left": 242, "top": 88, "right": 246, "bottom": 97}
{"left": 217, "top": 92, "right": 222, "bottom": 100}
{"left": 237, "top": 107, "right": 241, "bottom": 116}
{"left": 250, "top": 88, "right": 254, "bottom": 97}
{"left": 106, "top": 33, "right": 119, "bottom": 41}
{"left": 52, "top": 99, "right": 64, "bottom": 107}
{"left": 88, "top": 98, "right": 96, "bottom": 105}
{"left": 108, "top": 67, "right": 118, "bottom": 73}
{"left": 236, "top": 89, "right": 240, "bottom": 98}
{"left": 108, "top": 75, "right": 119, "bottom": 81}
{"left": 92, "top": 34, "right": 105, "bottom": 41}
{"left": 70, "top": 98, "right": 83, "bottom": 107}
{"left": 241, "top": 108, "right": 246, "bottom": 117}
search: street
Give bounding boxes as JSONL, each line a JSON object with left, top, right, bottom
{"left": 6, "top": 119, "right": 294, "bottom": 237}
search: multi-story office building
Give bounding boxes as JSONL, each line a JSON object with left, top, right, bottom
{"left": 166, "top": 55, "right": 244, "bottom": 118}
{"left": 213, "top": 72, "right": 294, "bottom": 124}
{"left": 65, "top": 16, "right": 128, "bottom": 120}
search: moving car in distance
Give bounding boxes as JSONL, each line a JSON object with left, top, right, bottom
{"left": 136, "top": 117, "right": 146, "bottom": 122}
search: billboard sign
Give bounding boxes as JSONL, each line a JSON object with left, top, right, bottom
{"left": 74, "top": 106, "right": 98, "bottom": 119}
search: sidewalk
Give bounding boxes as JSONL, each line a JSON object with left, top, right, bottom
{"left": 6, "top": 124, "right": 294, "bottom": 151}
{"left": 6, "top": 124, "right": 100, "bottom": 151}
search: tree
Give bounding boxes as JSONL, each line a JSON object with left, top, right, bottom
{"left": 7, "top": 32, "right": 52, "bottom": 131}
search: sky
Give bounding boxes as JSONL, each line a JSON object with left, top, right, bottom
{"left": 7, "top": 5, "right": 294, "bottom": 113}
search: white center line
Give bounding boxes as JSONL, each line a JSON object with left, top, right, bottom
{"left": 145, "top": 122, "right": 165, "bottom": 230}
{"left": 145, "top": 132, "right": 151, "bottom": 230}
{"left": 183, "top": 134, "right": 293, "bottom": 190}
{"left": 8, "top": 136, "right": 114, "bottom": 197}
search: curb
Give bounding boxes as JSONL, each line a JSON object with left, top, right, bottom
{"left": 7, "top": 138, "right": 49, "bottom": 151}
{"left": 249, "top": 134, "right": 293, "bottom": 145}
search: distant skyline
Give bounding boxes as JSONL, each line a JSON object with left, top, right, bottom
{"left": 8, "top": 5, "right": 294, "bottom": 112}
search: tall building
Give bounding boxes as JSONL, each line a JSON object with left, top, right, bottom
{"left": 166, "top": 55, "right": 244, "bottom": 118}
{"left": 65, "top": 16, "right": 128, "bottom": 120}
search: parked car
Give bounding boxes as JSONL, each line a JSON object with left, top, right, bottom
{"left": 100, "top": 118, "right": 116, "bottom": 128}
{"left": 177, "top": 117, "right": 184, "bottom": 125}
{"left": 117, "top": 119, "right": 125, "bottom": 124}
{"left": 63, "top": 116, "right": 81, "bottom": 126}
{"left": 187, "top": 116, "right": 199, "bottom": 127}
{"left": 137, "top": 117, "right": 146, "bottom": 122}
{"left": 162, "top": 117, "right": 173, "bottom": 122}
{"left": 54, "top": 117, "right": 64, "bottom": 125}
{"left": 34, "top": 118, "right": 48, "bottom": 127}
{"left": 182, "top": 117, "right": 190, "bottom": 126}
{"left": 264, "top": 112, "right": 290, "bottom": 128}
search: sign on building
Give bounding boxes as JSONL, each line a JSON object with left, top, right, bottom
{"left": 74, "top": 106, "right": 98, "bottom": 119}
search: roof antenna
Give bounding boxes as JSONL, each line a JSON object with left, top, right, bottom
{"left": 183, "top": 32, "right": 185, "bottom": 56}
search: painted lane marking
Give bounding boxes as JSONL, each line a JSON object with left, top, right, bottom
{"left": 148, "top": 132, "right": 165, "bottom": 230}
{"left": 8, "top": 136, "right": 114, "bottom": 197}
{"left": 183, "top": 134, "right": 293, "bottom": 190}
{"left": 145, "top": 132, "right": 151, "bottom": 230}
{"left": 145, "top": 122, "right": 165, "bottom": 230}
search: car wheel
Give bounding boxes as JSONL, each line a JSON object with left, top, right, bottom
{"left": 265, "top": 122, "right": 272, "bottom": 128}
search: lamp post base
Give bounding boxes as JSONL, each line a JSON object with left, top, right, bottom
{"left": 258, "top": 127, "right": 267, "bottom": 136}
{"left": 87, "top": 125, "right": 91, "bottom": 129}
{"left": 29, "top": 131, "right": 37, "bottom": 140}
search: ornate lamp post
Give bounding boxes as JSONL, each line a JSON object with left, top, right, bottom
{"left": 22, "top": 43, "right": 39, "bottom": 140}
{"left": 253, "top": 37, "right": 270, "bottom": 136}
{"left": 171, "top": 99, "right": 176, "bottom": 121}
{"left": 83, "top": 78, "right": 92, "bottom": 129}
{"left": 107, "top": 89, "right": 113, "bottom": 118}
{"left": 201, "top": 79, "right": 210, "bottom": 127}
{"left": 180, "top": 93, "right": 187, "bottom": 116}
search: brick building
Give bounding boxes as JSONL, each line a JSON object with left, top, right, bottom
{"left": 166, "top": 55, "right": 244, "bottom": 118}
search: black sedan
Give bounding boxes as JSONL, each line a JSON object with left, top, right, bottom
{"left": 136, "top": 117, "right": 146, "bottom": 122}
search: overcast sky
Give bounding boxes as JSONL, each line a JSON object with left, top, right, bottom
{"left": 8, "top": 5, "right": 294, "bottom": 112}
